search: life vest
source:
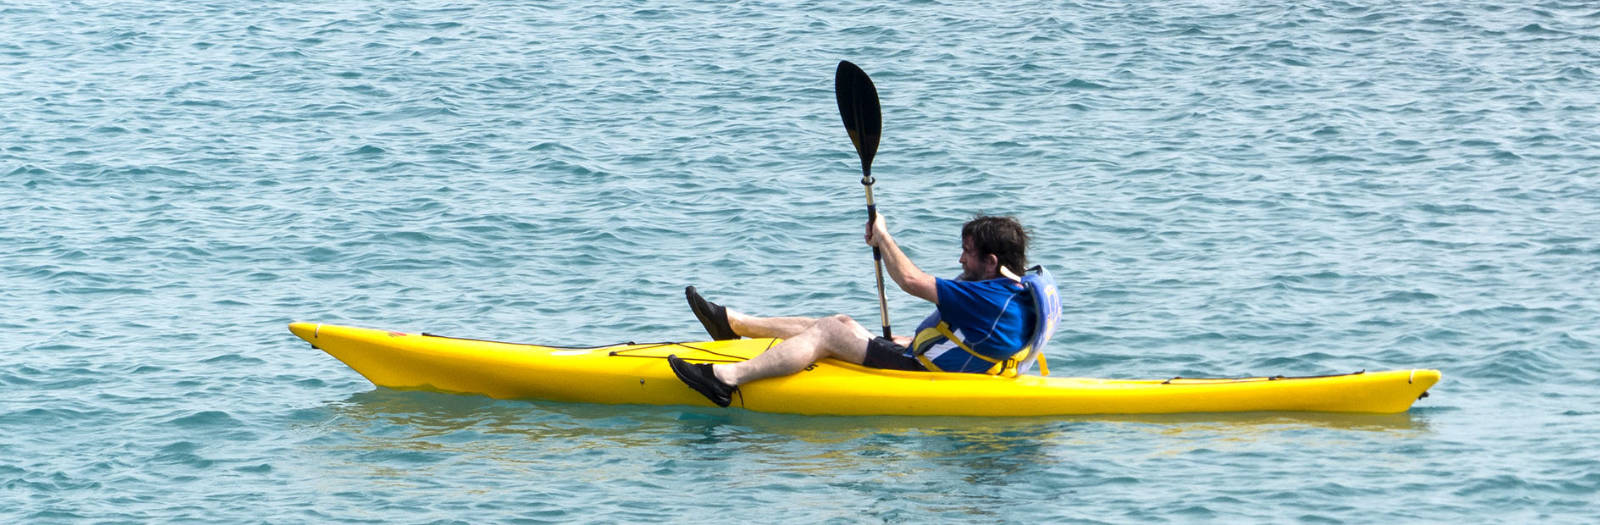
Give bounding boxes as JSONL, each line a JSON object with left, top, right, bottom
{"left": 909, "top": 266, "right": 1061, "bottom": 376}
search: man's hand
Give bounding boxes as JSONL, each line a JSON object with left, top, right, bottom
{"left": 864, "top": 213, "right": 890, "bottom": 249}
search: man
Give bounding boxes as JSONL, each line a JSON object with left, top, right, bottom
{"left": 668, "top": 213, "right": 1047, "bottom": 407}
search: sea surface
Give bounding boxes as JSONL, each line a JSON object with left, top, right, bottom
{"left": 4, "top": 0, "right": 1598, "bottom": 522}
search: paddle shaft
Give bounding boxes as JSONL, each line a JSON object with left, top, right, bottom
{"left": 863, "top": 176, "right": 891, "bottom": 339}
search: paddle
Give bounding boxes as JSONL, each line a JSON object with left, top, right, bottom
{"left": 834, "top": 60, "right": 891, "bottom": 339}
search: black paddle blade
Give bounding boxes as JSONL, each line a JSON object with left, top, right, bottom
{"left": 835, "top": 60, "right": 882, "bottom": 178}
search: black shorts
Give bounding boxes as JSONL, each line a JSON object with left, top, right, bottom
{"left": 861, "top": 337, "right": 926, "bottom": 372}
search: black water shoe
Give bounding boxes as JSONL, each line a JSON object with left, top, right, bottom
{"left": 685, "top": 286, "right": 739, "bottom": 341}
{"left": 667, "top": 354, "right": 736, "bottom": 407}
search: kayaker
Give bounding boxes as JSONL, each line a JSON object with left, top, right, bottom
{"left": 669, "top": 213, "right": 1051, "bottom": 407}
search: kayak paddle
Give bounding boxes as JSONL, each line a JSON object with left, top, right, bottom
{"left": 834, "top": 60, "right": 891, "bottom": 339}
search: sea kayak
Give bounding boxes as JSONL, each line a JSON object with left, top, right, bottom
{"left": 288, "top": 322, "right": 1440, "bottom": 416}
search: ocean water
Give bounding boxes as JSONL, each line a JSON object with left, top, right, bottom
{"left": 3, "top": 0, "right": 1598, "bottom": 522}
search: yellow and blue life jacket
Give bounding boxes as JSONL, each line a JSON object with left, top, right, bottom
{"left": 910, "top": 266, "right": 1061, "bottom": 376}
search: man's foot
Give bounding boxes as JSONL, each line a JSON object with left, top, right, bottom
{"left": 667, "top": 355, "right": 736, "bottom": 407}
{"left": 685, "top": 286, "right": 739, "bottom": 341}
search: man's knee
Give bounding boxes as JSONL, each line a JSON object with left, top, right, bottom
{"left": 817, "top": 314, "right": 870, "bottom": 343}
{"left": 816, "top": 314, "right": 858, "bottom": 334}
{"left": 814, "top": 314, "right": 871, "bottom": 362}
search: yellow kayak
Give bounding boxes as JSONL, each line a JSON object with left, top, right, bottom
{"left": 288, "top": 322, "right": 1440, "bottom": 416}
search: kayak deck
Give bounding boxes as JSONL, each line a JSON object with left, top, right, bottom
{"left": 289, "top": 322, "right": 1440, "bottom": 416}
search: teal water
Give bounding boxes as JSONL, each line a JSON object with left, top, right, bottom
{"left": 4, "top": 0, "right": 1598, "bottom": 522}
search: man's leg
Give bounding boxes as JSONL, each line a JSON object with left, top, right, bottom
{"left": 687, "top": 286, "right": 823, "bottom": 341}
{"left": 713, "top": 314, "right": 873, "bottom": 386}
{"left": 726, "top": 310, "right": 819, "bottom": 339}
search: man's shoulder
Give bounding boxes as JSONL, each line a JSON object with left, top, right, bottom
{"left": 940, "top": 277, "right": 1022, "bottom": 292}
{"left": 935, "top": 277, "right": 1025, "bottom": 306}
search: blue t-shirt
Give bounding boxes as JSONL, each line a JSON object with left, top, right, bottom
{"left": 912, "top": 277, "right": 1037, "bottom": 373}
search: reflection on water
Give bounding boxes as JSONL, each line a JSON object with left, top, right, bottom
{"left": 308, "top": 388, "right": 1429, "bottom": 474}
{"left": 289, "top": 389, "right": 1439, "bottom": 520}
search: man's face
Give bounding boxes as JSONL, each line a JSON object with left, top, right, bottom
{"left": 958, "top": 236, "right": 992, "bottom": 281}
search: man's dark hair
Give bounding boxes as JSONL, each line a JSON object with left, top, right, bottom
{"left": 962, "top": 215, "right": 1029, "bottom": 276}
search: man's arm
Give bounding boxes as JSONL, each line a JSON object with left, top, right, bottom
{"left": 866, "top": 214, "right": 938, "bottom": 303}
